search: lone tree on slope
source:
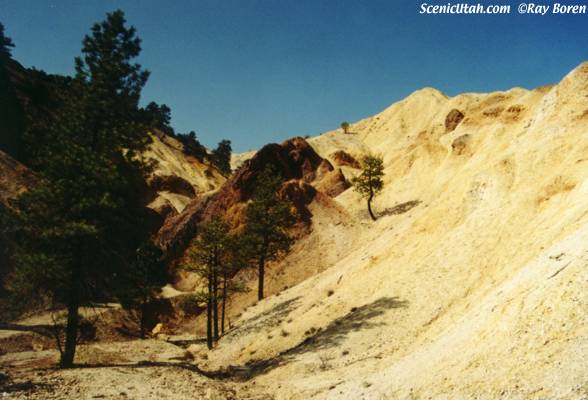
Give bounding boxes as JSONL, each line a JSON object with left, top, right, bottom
{"left": 352, "top": 154, "right": 385, "bottom": 221}
{"left": 341, "top": 121, "right": 350, "bottom": 134}
{"left": 245, "top": 166, "right": 295, "bottom": 300}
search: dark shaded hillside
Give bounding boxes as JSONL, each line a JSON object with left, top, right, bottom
{"left": 1, "top": 55, "right": 75, "bottom": 166}
{"left": 0, "top": 58, "right": 26, "bottom": 160}
{"left": 0, "top": 150, "right": 37, "bottom": 313}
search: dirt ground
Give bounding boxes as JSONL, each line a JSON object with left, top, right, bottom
{"left": 0, "top": 338, "right": 274, "bottom": 400}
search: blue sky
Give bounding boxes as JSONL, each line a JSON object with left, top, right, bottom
{"left": 2, "top": 0, "right": 587, "bottom": 152}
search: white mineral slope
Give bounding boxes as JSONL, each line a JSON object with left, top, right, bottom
{"left": 201, "top": 62, "right": 588, "bottom": 399}
{"left": 143, "top": 131, "right": 225, "bottom": 213}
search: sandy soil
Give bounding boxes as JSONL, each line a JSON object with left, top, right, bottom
{"left": 1, "top": 339, "right": 272, "bottom": 399}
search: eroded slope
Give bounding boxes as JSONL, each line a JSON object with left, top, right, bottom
{"left": 198, "top": 63, "right": 588, "bottom": 399}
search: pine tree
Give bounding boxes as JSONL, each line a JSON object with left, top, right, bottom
{"left": 185, "top": 217, "right": 230, "bottom": 349}
{"left": 220, "top": 234, "right": 249, "bottom": 334}
{"left": 0, "top": 21, "right": 24, "bottom": 160}
{"left": 352, "top": 154, "right": 385, "bottom": 221}
{"left": 212, "top": 139, "right": 232, "bottom": 175}
{"left": 178, "top": 131, "right": 207, "bottom": 160}
{"left": 245, "top": 166, "right": 295, "bottom": 300}
{"left": 0, "top": 22, "right": 14, "bottom": 59}
{"left": 12, "top": 10, "right": 152, "bottom": 367}
{"left": 341, "top": 121, "right": 350, "bottom": 134}
{"left": 142, "top": 101, "right": 174, "bottom": 136}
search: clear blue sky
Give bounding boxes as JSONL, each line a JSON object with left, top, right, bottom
{"left": 2, "top": 0, "right": 587, "bottom": 152}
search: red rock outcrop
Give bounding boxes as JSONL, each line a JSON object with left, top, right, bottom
{"left": 445, "top": 109, "right": 465, "bottom": 132}
{"left": 156, "top": 137, "right": 349, "bottom": 262}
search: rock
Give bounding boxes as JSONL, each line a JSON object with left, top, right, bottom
{"left": 331, "top": 150, "right": 361, "bottom": 169}
{"left": 150, "top": 201, "right": 178, "bottom": 220}
{"left": 314, "top": 168, "right": 350, "bottom": 197}
{"left": 281, "top": 180, "right": 317, "bottom": 224}
{"left": 155, "top": 194, "right": 211, "bottom": 258}
{"left": 152, "top": 323, "right": 163, "bottom": 335}
{"left": 149, "top": 175, "right": 196, "bottom": 198}
{"left": 451, "top": 134, "right": 471, "bottom": 155}
{"left": 445, "top": 109, "right": 465, "bottom": 132}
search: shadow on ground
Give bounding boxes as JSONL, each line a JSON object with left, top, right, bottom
{"left": 21, "top": 297, "right": 406, "bottom": 383}
{"left": 380, "top": 200, "right": 422, "bottom": 217}
{"left": 0, "top": 323, "right": 54, "bottom": 336}
{"left": 225, "top": 296, "right": 302, "bottom": 338}
{"left": 231, "top": 296, "right": 408, "bottom": 380}
{"left": 0, "top": 374, "right": 55, "bottom": 395}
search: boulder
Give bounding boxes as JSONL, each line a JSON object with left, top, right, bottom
{"left": 445, "top": 109, "right": 465, "bottom": 132}
{"left": 331, "top": 150, "right": 361, "bottom": 169}
{"left": 314, "top": 168, "right": 350, "bottom": 197}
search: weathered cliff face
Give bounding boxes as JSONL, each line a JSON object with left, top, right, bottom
{"left": 198, "top": 136, "right": 346, "bottom": 227}
{"left": 143, "top": 131, "right": 226, "bottom": 218}
{"left": 155, "top": 136, "right": 349, "bottom": 263}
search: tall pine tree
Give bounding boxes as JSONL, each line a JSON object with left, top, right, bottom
{"left": 12, "top": 10, "right": 153, "bottom": 367}
{"left": 211, "top": 139, "right": 232, "bottom": 175}
{"left": 185, "top": 217, "right": 230, "bottom": 349}
{"left": 245, "top": 166, "right": 295, "bottom": 300}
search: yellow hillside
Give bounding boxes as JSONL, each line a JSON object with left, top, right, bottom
{"left": 144, "top": 132, "right": 225, "bottom": 213}
{"left": 197, "top": 62, "right": 588, "bottom": 399}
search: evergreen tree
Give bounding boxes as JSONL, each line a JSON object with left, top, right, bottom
{"left": 142, "top": 101, "right": 174, "bottom": 136}
{"left": 185, "top": 216, "right": 230, "bottom": 349}
{"left": 12, "top": 10, "right": 152, "bottom": 367}
{"left": 220, "top": 234, "right": 249, "bottom": 334}
{"left": 0, "top": 22, "right": 14, "bottom": 59}
{"left": 212, "top": 139, "right": 232, "bottom": 175}
{"left": 245, "top": 166, "right": 295, "bottom": 300}
{"left": 352, "top": 154, "right": 384, "bottom": 221}
{"left": 178, "top": 131, "right": 207, "bottom": 160}
{"left": 341, "top": 121, "right": 350, "bottom": 134}
{"left": 0, "top": 21, "right": 24, "bottom": 160}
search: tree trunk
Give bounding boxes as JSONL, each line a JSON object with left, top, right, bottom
{"left": 206, "top": 271, "right": 213, "bottom": 350}
{"left": 212, "top": 268, "right": 219, "bottom": 342}
{"left": 367, "top": 192, "right": 377, "bottom": 221}
{"left": 139, "top": 300, "right": 146, "bottom": 339}
{"left": 258, "top": 254, "right": 266, "bottom": 300}
{"left": 221, "top": 271, "right": 228, "bottom": 335}
{"left": 60, "top": 265, "right": 81, "bottom": 368}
